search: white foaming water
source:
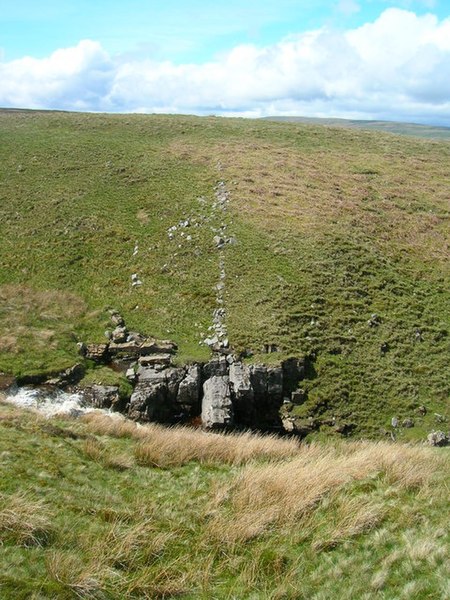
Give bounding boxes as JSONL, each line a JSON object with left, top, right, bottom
{"left": 5, "top": 386, "right": 96, "bottom": 418}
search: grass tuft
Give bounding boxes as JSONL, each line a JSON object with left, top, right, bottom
{"left": 0, "top": 493, "right": 54, "bottom": 547}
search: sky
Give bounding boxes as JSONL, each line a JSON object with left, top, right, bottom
{"left": 1, "top": 0, "right": 450, "bottom": 124}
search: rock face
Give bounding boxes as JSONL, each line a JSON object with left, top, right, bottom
{"left": 78, "top": 314, "right": 305, "bottom": 432}
{"left": 229, "top": 362, "right": 254, "bottom": 425}
{"left": 128, "top": 365, "right": 200, "bottom": 423}
{"left": 123, "top": 356, "right": 304, "bottom": 432}
{"left": 249, "top": 365, "right": 284, "bottom": 429}
{"left": 83, "top": 385, "right": 123, "bottom": 411}
{"left": 202, "top": 375, "right": 233, "bottom": 429}
{"left": 177, "top": 365, "right": 201, "bottom": 406}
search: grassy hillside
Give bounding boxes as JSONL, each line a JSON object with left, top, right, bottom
{"left": 264, "top": 116, "right": 450, "bottom": 141}
{"left": 1, "top": 400, "right": 449, "bottom": 599}
{"left": 0, "top": 109, "right": 449, "bottom": 436}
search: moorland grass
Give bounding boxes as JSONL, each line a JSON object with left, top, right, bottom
{"left": 0, "top": 400, "right": 449, "bottom": 599}
{"left": 0, "top": 110, "right": 449, "bottom": 436}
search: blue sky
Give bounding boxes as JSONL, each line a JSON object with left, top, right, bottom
{"left": 1, "top": 0, "right": 449, "bottom": 123}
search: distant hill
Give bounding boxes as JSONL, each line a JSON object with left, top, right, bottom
{"left": 0, "top": 109, "right": 448, "bottom": 437}
{"left": 263, "top": 115, "right": 450, "bottom": 140}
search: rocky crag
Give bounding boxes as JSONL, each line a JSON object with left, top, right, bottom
{"left": 77, "top": 310, "right": 306, "bottom": 432}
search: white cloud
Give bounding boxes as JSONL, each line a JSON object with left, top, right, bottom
{"left": 1, "top": 9, "right": 449, "bottom": 125}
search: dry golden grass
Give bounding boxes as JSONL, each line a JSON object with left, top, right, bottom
{"left": 46, "top": 550, "right": 107, "bottom": 599}
{"left": 0, "top": 492, "right": 54, "bottom": 547}
{"left": 82, "top": 412, "right": 301, "bottom": 467}
{"left": 81, "top": 412, "right": 141, "bottom": 439}
{"left": 312, "top": 496, "right": 386, "bottom": 551}
{"left": 97, "top": 520, "right": 174, "bottom": 572}
{"left": 206, "top": 441, "right": 444, "bottom": 544}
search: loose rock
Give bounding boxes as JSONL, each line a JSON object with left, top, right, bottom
{"left": 427, "top": 431, "right": 449, "bottom": 447}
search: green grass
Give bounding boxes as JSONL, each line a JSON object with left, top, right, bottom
{"left": 0, "top": 109, "right": 449, "bottom": 436}
{"left": 264, "top": 115, "right": 450, "bottom": 140}
{"left": 0, "top": 401, "right": 449, "bottom": 599}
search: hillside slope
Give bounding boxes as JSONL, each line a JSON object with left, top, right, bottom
{"left": 0, "top": 110, "right": 449, "bottom": 437}
{"left": 1, "top": 400, "right": 449, "bottom": 599}
{"left": 263, "top": 115, "right": 450, "bottom": 140}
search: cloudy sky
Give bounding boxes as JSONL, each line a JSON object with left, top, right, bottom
{"left": 1, "top": 0, "right": 449, "bottom": 124}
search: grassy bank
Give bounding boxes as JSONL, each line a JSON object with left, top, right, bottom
{"left": 0, "top": 401, "right": 449, "bottom": 599}
{"left": 0, "top": 110, "right": 449, "bottom": 436}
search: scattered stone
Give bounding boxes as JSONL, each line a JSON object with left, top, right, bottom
{"left": 417, "top": 405, "right": 427, "bottom": 416}
{"left": 263, "top": 343, "right": 279, "bottom": 354}
{"left": 108, "top": 340, "right": 141, "bottom": 357}
{"left": 62, "top": 363, "right": 85, "bottom": 384}
{"left": 77, "top": 342, "right": 87, "bottom": 356}
{"left": 213, "top": 235, "right": 225, "bottom": 248}
{"left": 138, "top": 354, "right": 172, "bottom": 367}
{"left": 368, "top": 314, "right": 381, "bottom": 327}
{"left": 434, "top": 413, "right": 446, "bottom": 423}
{"left": 380, "top": 342, "right": 390, "bottom": 353}
{"left": 111, "top": 326, "right": 128, "bottom": 343}
{"left": 402, "top": 417, "right": 415, "bottom": 428}
{"left": 391, "top": 416, "right": 399, "bottom": 428}
{"left": 282, "top": 418, "right": 296, "bottom": 432}
{"left": 84, "top": 343, "right": 109, "bottom": 363}
{"left": 125, "top": 367, "right": 136, "bottom": 382}
{"left": 139, "top": 338, "right": 178, "bottom": 355}
{"left": 427, "top": 431, "right": 449, "bottom": 447}
{"left": 110, "top": 313, "right": 125, "bottom": 326}
{"left": 131, "top": 273, "right": 143, "bottom": 286}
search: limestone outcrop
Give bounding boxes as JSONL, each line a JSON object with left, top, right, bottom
{"left": 122, "top": 356, "right": 305, "bottom": 431}
{"left": 201, "top": 375, "right": 233, "bottom": 429}
{"left": 77, "top": 311, "right": 306, "bottom": 432}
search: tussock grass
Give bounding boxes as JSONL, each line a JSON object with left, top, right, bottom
{"left": 0, "top": 492, "right": 54, "bottom": 547}
{"left": 81, "top": 412, "right": 142, "bottom": 439}
{"left": 207, "top": 441, "right": 443, "bottom": 543}
{"left": 46, "top": 550, "right": 107, "bottom": 599}
{"left": 1, "top": 402, "right": 449, "bottom": 599}
{"left": 98, "top": 520, "right": 174, "bottom": 571}
{"left": 81, "top": 437, "right": 134, "bottom": 470}
{"left": 82, "top": 412, "right": 301, "bottom": 467}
